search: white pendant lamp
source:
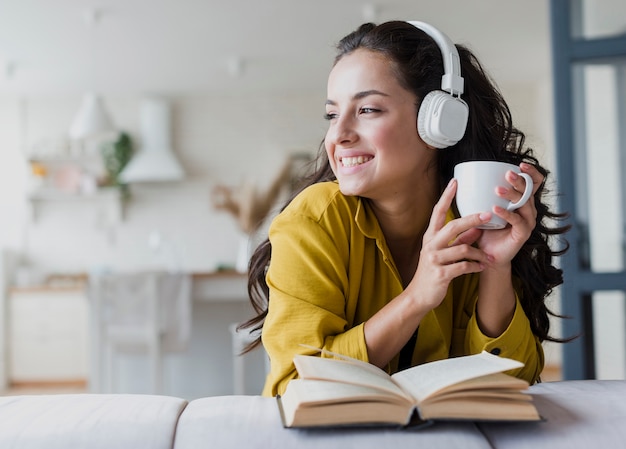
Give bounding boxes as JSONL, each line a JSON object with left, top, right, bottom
{"left": 68, "top": 8, "right": 116, "bottom": 141}
{"left": 69, "top": 92, "right": 115, "bottom": 140}
{"left": 118, "top": 97, "right": 184, "bottom": 183}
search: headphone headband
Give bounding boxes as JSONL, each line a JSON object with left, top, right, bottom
{"left": 409, "top": 20, "right": 469, "bottom": 148}
{"left": 407, "top": 21, "right": 464, "bottom": 97}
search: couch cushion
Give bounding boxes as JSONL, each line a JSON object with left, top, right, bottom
{"left": 0, "top": 394, "right": 187, "bottom": 449}
{"left": 174, "top": 395, "right": 492, "bottom": 449}
{"left": 477, "top": 380, "right": 626, "bottom": 449}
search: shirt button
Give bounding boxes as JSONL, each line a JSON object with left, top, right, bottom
{"left": 490, "top": 348, "right": 501, "bottom": 355}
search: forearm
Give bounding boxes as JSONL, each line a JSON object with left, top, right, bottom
{"left": 363, "top": 290, "right": 428, "bottom": 368}
{"left": 262, "top": 296, "right": 370, "bottom": 396}
{"left": 476, "top": 263, "right": 516, "bottom": 337}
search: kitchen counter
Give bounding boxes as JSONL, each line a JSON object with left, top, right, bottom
{"left": 190, "top": 270, "right": 248, "bottom": 302}
{"left": 8, "top": 269, "right": 249, "bottom": 303}
{"left": 1, "top": 270, "right": 254, "bottom": 395}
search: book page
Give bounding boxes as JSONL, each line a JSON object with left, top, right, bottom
{"left": 284, "top": 379, "right": 412, "bottom": 407}
{"left": 294, "top": 355, "right": 408, "bottom": 398}
{"left": 391, "top": 351, "right": 524, "bottom": 403}
{"left": 425, "top": 372, "right": 528, "bottom": 397}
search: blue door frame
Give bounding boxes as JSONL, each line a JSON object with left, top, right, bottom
{"left": 550, "top": 0, "right": 626, "bottom": 379}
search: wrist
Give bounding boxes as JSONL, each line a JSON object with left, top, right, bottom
{"left": 483, "top": 260, "right": 512, "bottom": 276}
{"left": 480, "top": 263, "right": 514, "bottom": 296}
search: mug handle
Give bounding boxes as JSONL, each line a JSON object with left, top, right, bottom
{"left": 507, "top": 173, "right": 534, "bottom": 211}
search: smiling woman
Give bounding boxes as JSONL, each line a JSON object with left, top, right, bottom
{"left": 239, "top": 20, "right": 570, "bottom": 398}
{"left": 324, "top": 49, "right": 433, "bottom": 202}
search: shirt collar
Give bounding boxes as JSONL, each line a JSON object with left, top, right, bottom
{"left": 355, "top": 197, "right": 382, "bottom": 240}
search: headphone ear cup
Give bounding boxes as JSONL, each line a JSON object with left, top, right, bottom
{"left": 417, "top": 90, "right": 469, "bottom": 149}
{"left": 417, "top": 91, "right": 445, "bottom": 148}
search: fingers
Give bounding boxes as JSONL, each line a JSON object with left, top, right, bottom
{"left": 420, "top": 236, "right": 489, "bottom": 286}
{"left": 500, "top": 163, "right": 538, "bottom": 203}
{"left": 500, "top": 163, "right": 544, "bottom": 202}
{"left": 440, "top": 211, "right": 491, "bottom": 241}
{"left": 427, "top": 178, "right": 457, "bottom": 233}
{"left": 415, "top": 180, "right": 499, "bottom": 294}
{"left": 430, "top": 243, "right": 490, "bottom": 267}
{"left": 520, "top": 162, "right": 545, "bottom": 195}
{"left": 431, "top": 258, "right": 487, "bottom": 281}
{"left": 492, "top": 183, "right": 537, "bottom": 235}
{"left": 451, "top": 226, "right": 482, "bottom": 247}
{"left": 492, "top": 204, "right": 528, "bottom": 229}
{"left": 492, "top": 186, "right": 537, "bottom": 231}
{"left": 496, "top": 164, "right": 540, "bottom": 225}
{"left": 428, "top": 177, "right": 494, "bottom": 235}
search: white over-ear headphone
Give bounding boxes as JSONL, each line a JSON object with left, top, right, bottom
{"left": 408, "top": 21, "right": 469, "bottom": 149}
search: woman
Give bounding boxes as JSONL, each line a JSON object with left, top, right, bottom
{"left": 242, "top": 21, "right": 569, "bottom": 397}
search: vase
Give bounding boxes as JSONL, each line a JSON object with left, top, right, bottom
{"left": 235, "top": 234, "right": 252, "bottom": 273}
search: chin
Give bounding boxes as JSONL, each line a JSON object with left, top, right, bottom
{"left": 337, "top": 181, "right": 366, "bottom": 198}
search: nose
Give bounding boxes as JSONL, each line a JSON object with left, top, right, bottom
{"left": 326, "top": 115, "right": 358, "bottom": 146}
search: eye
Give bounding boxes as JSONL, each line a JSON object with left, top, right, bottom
{"left": 359, "top": 107, "right": 380, "bottom": 114}
{"left": 324, "top": 112, "right": 338, "bottom": 121}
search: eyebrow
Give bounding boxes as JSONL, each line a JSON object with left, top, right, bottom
{"left": 325, "top": 90, "right": 389, "bottom": 106}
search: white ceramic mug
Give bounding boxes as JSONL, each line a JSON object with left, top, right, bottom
{"left": 453, "top": 161, "right": 534, "bottom": 229}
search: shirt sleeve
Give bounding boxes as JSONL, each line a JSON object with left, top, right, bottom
{"left": 465, "top": 296, "right": 545, "bottom": 384}
{"left": 261, "top": 210, "right": 369, "bottom": 397}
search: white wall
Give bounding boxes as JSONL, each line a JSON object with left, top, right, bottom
{"left": 0, "top": 92, "right": 326, "bottom": 275}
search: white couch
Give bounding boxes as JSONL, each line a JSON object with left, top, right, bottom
{"left": 1, "top": 380, "right": 625, "bottom": 449}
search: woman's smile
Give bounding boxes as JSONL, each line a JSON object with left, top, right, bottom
{"left": 340, "top": 155, "right": 373, "bottom": 167}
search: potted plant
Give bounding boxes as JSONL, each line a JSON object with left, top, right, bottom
{"left": 100, "top": 132, "right": 133, "bottom": 197}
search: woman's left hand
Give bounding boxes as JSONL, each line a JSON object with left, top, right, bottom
{"left": 477, "top": 163, "right": 544, "bottom": 266}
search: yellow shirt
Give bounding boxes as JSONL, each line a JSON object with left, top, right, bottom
{"left": 262, "top": 182, "right": 544, "bottom": 396}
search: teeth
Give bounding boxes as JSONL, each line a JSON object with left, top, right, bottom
{"left": 341, "top": 156, "right": 372, "bottom": 167}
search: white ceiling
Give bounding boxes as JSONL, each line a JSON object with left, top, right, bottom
{"left": 0, "top": 0, "right": 552, "bottom": 96}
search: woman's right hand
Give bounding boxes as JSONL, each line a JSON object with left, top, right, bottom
{"left": 364, "top": 179, "right": 494, "bottom": 368}
{"left": 407, "top": 179, "right": 492, "bottom": 311}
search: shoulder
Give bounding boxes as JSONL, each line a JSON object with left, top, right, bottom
{"left": 283, "top": 181, "right": 360, "bottom": 223}
{"left": 268, "top": 182, "right": 361, "bottom": 260}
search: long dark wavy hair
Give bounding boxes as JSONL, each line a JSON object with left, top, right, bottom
{"left": 239, "top": 21, "right": 571, "bottom": 352}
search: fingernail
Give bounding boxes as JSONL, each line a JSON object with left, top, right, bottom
{"left": 509, "top": 171, "right": 519, "bottom": 180}
{"left": 479, "top": 212, "right": 490, "bottom": 221}
{"left": 448, "top": 178, "right": 456, "bottom": 188}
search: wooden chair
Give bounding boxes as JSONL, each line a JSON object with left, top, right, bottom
{"left": 89, "top": 271, "right": 191, "bottom": 394}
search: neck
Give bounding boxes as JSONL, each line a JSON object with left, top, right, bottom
{"left": 369, "top": 174, "right": 440, "bottom": 286}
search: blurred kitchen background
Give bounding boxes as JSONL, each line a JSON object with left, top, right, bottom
{"left": 1, "top": 0, "right": 625, "bottom": 399}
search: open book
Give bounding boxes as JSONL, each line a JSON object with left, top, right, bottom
{"left": 277, "top": 350, "right": 541, "bottom": 428}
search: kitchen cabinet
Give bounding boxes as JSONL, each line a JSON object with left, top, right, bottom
{"left": 8, "top": 286, "right": 89, "bottom": 383}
